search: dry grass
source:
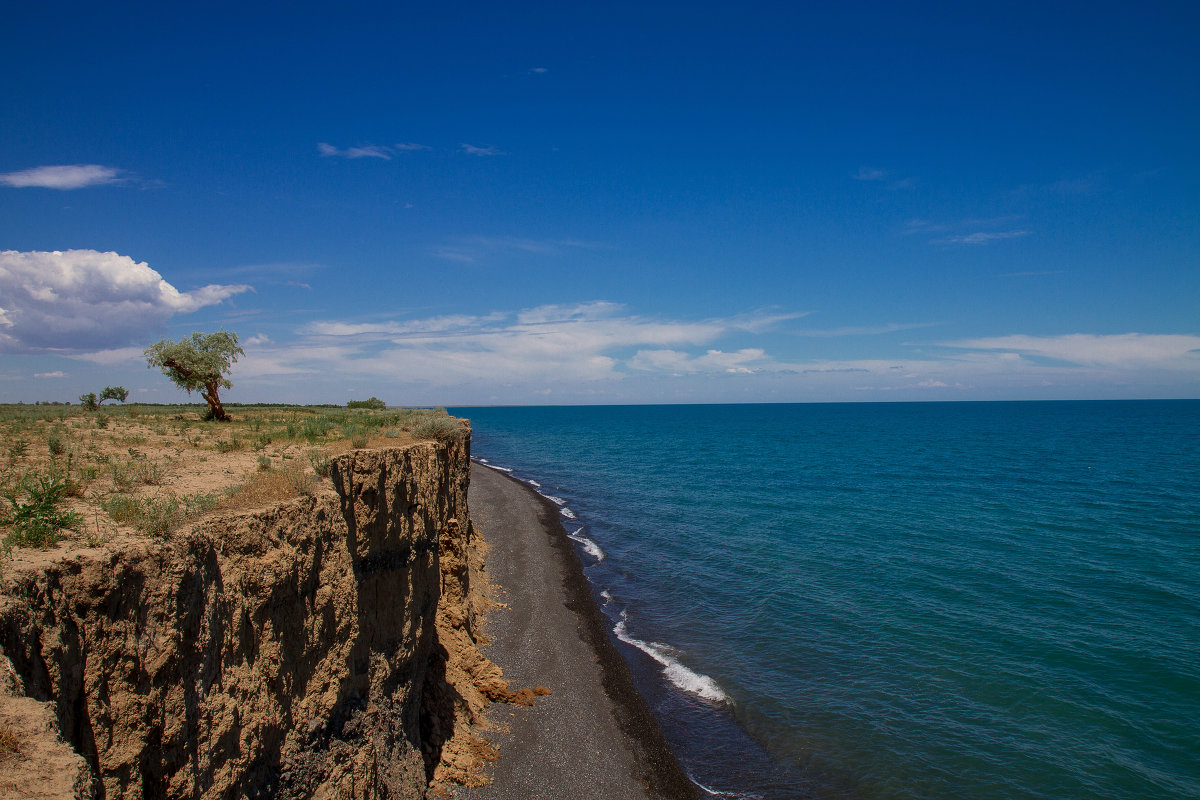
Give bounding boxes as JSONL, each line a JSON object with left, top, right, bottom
{"left": 0, "top": 725, "right": 18, "bottom": 760}
{"left": 0, "top": 403, "right": 462, "bottom": 552}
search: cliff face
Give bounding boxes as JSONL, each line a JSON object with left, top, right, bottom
{"left": 0, "top": 438, "right": 481, "bottom": 800}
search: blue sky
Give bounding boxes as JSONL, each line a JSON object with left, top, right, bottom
{"left": 2, "top": 1, "right": 1197, "bottom": 405}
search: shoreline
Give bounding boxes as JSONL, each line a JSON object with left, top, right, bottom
{"left": 459, "top": 463, "right": 699, "bottom": 800}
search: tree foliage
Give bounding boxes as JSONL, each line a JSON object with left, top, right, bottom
{"left": 99, "top": 386, "right": 129, "bottom": 404}
{"left": 347, "top": 397, "right": 386, "bottom": 410}
{"left": 145, "top": 331, "right": 244, "bottom": 421}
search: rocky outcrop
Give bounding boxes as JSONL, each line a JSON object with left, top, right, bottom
{"left": 0, "top": 437, "right": 492, "bottom": 799}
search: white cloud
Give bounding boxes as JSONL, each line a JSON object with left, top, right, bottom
{"left": 317, "top": 142, "right": 393, "bottom": 159}
{"left": 34, "top": 371, "right": 67, "bottom": 378}
{"left": 432, "top": 236, "right": 602, "bottom": 263}
{"left": 936, "top": 230, "right": 1031, "bottom": 245}
{"left": 945, "top": 333, "right": 1200, "bottom": 367}
{"left": 251, "top": 303, "right": 804, "bottom": 391}
{"left": 0, "top": 164, "right": 124, "bottom": 189}
{"left": 529, "top": 67, "right": 549, "bottom": 74}
{"left": 461, "top": 143, "right": 505, "bottom": 156}
{"left": 0, "top": 250, "right": 251, "bottom": 354}
{"left": 394, "top": 142, "right": 431, "bottom": 151}
{"left": 629, "top": 348, "right": 767, "bottom": 374}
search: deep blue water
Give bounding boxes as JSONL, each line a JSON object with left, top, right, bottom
{"left": 449, "top": 401, "right": 1200, "bottom": 800}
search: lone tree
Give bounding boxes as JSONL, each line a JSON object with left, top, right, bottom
{"left": 99, "top": 386, "right": 129, "bottom": 404}
{"left": 145, "top": 330, "right": 244, "bottom": 421}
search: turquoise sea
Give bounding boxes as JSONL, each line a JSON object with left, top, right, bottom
{"left": 450, "top": 401, "right": 1200, "bottom": 800}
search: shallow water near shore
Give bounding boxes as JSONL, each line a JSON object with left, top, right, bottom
{"left": 451, "top": 401, "right": 1200, "bottom": 800}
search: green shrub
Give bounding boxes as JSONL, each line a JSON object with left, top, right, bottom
{"left": 308, "top": 451, "right": 332, "bottom": 478}
{"left": 1, "top": 472, "right": 83, "bottom": 548}
{"left": 347, "top": 397, "right": 386, "bottom": 410}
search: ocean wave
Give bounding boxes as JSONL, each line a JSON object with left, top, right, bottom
{"left": 559, "top": 507, "right": 577, "bottom": 519}
{"left": 567, "top": 527, "right": 605, "bottom": 561}
{"left": 542, "top": 494, "right": 568, "bottom": 505}
{"left": 483, "top": 463, "right": 513, "bottom": 472}
{"left": 528, "top": 480, "right": 541, "bottom": 487}
{"left": 613, "top": 614, "right": 728, "bottom": 703}
{"left": 690, "top": 777, "right": 762, "bottom": 799}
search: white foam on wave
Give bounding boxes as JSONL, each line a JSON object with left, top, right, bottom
{"left": 600, "top": 589, "right": 613, "bottom": 603}
{"left": 483, "top": 463, "right": 513, "bottom": 472}
{"left": 559, "top": 507, "right": 577, "bottom": 519}
{"left": 613, "top": 614, "right": 728, "bottom": 703}
{"left": 566, "top": 527, "right": 605, "bottom": 561}
{"left": 690, "top": 777, "right": 761, "bottom": 799}
{"left": 542, "top": 494, "right": 568, "bottom": 506}
{"left": 527, "top": 480, "right": 541, "bottom": 487}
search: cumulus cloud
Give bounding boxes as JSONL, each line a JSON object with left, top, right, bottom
{"left": 944, "top": 333, "right": 1200, "bottom": 367}
{"left": 0, "top": 250, "right": 251, "bottom": 354}
{"left": 0, "top": 164, "right": 124, "bottom": 189}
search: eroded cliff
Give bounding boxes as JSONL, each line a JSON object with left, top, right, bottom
{"left": 0, "top": 436, "right": 500, "bottom": 799}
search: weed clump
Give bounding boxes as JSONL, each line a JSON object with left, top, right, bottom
{"left": 409, "top": 415, "right": 465, "bottom": 443}
{"left": 1, "top": 471, "right": 83, "bottom": 548}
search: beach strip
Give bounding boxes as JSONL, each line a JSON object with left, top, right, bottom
{"left": 455, "top": 463, "right": 699, "bottom": 800}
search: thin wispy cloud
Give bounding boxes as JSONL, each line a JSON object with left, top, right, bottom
{"left": 394, "top": 142, "right": 431, "bottom": 151}
{"left": 794, "top": 322, "right": 941, "bottom": 337}
{"left": 318, "top": 142, "right": 394, "bottom": 160}
{"left": 999, "top": 270, "right": 1063, "bottom": 278}
{"left": 0, "top": 164, "right": 125, "bottom": 189}
{"left": 461, "top": 143, "right": 505, "bottom": 156}
{"left": 943, "top": 333, "right": 1200, "bottom": 368}
{"left": 432, "top": 236, "right": 602, "bottom": 263}
{"left": 935, "top": 230, "right": 1032, "bottom": 245}
{"left": 853, "top": 166, "right": 913, "bottom": 190}
{"left": 529, "top": 67, "right": 549, "bottom": 74}
{"left": 34, "top": 371, "right": 67, "bottom": 378}
{"left": 854, "top": 166, "right": 888, "bottom": 181}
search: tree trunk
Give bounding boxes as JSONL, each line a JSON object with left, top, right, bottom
{"left": 201, "top": 383, "right": 229, "bottom": 421}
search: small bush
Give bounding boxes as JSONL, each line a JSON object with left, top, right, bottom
{"left": 347, "top": 397, "right": 386, "bottom": 410}
{"left": 257, "top": 455, "right": 272, "bottom": 471}
{"left": 79, "top": 392, "right": 99, "bottom": 410}
{"left": 308, "top": 451, "right": 332, "bottom": 478}
{"left": 47, "top": 428, "right": 67, "bottom": 456}
{"left": 409, "top": 416, "right": 465, "bottom": 443}
{"left": 1, "top": 472, "right": 83, "bottom": 548}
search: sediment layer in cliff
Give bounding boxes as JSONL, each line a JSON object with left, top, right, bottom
{"left": 0, "top": 436, "right": 511, "bottom": 800}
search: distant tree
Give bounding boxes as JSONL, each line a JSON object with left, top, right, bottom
{"left": 145, "top": 330, "right": 244, "bottom": 421}
{"left": 347, "top": 396, "right": 386, "bottom": 410}
{"left": 98, "top": 386, "right": 129, "bottom": 404}
{"left": 78, "top": 392, "right": 98, "bottom": 410}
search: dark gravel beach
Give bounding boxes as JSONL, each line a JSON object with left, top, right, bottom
{"left": 452, "top": 463, "right": 699, "bottom": 800}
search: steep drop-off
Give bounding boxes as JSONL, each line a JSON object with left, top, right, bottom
{"left": 0, "top": 437, "right": 501, "bottom": 799}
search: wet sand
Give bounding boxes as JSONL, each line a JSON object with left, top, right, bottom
{"left": 453, "top": 463, "right": 698, "bottom": 800}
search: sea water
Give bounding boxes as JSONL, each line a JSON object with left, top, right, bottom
{"left": 449, "top": 401, "right": 1200, "bottom": 800}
